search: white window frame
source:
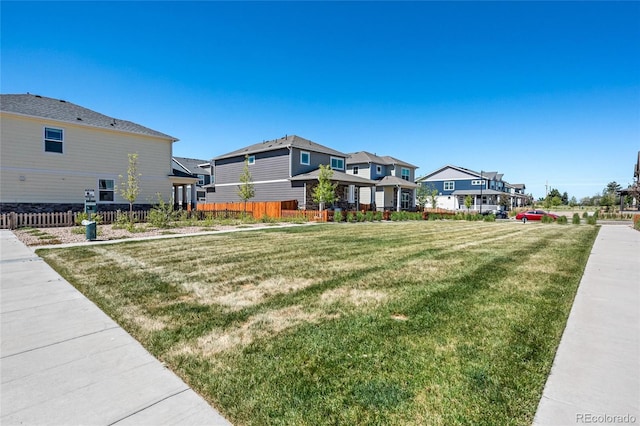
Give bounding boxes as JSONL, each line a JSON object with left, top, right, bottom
{"left": 44, "top": 127, "right": 64, "bottom": 154}
{"left": 330, "top": 157, "right": 344, "bottom": 170}
{"left": 98, "top": 179, "right": 115, "bottom": 202}
{"left": 300, "top": 151, "right": 310, "bottom": 165}
{"left": 471, "top": 179, "right": 486, "bottom": 186}
{"left": 352, "top": 166, "right": 359, "bottom": 175}
{"left": 401, "top": 167, "right": 410, "bottom": 181}
{"left": 247, "top": 155, "right": 255, "bottom": 165}
{"left": 376, "top": 165, "right": 382, "bottom": 175}
{"left": 197, "top": 174, "right": 205, "bottom": 185}
{"left": 444, "top": 181, "right": 455, "bottom": 191}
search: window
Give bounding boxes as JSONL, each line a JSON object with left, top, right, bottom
{"left": 444, "top": 181, "right": 455, "bottom": 191}
{"left": 300, "top": 151, "right": 310, "bottom": 165}
{"left": 376, "top": 165, "right": 382, "bottom": 175}
{"left": 197, "top": 174, "right": 205, "bottom": 185}
{"left": 330, "top": 157, "right": 344, "bottom": 170}
{"left": 44, "top": 127, "right": 64, "bottom": 153}
{"left": 401, "top": 168, "right": 410, "bottom": 181}
{"left": 98, "top": 179, "right": 114, "bottom": 202}
{"left": 247, "top": 155, "right": 255, "bottom": 165}
{"left": 352, "top": 166, "right": 359, "bottom": 175}
{"left": 472, "top": 179, "right": 485, "bottom": 186}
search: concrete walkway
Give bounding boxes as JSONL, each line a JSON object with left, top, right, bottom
{"left": 534, "top": 224, "right": 639, "bottom": 425}
{"left": 0, "top": 230, "right": 231, "bottom": 425}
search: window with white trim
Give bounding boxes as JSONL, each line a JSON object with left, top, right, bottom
{"left": 300, "top": 151, "right": 310, "bottom": 165}
{"left": 330, "top": 157, "right": 344, "bottom": 170}
{"left": 98, "top": 179, "right": 115, "bottom": 202}
{"left": 472, "top": 180, "right": 485, "bottom": 186}
{"left": 401, "top": 168, "right": 410, "bottom": 181}
{"left": 247, "top": 155, "right": 255, "bottom": 165}
{"left": 197, "top": 174, "right": 205, "bottom": 185}
{"left": 44, "top": 127, "right": 64, "bottom": 153}
{"left": 352, "top": 166, "right": 359, "bottom": 175}
{"left": 376, "top": 165, "right": 382, "bottom": 175}
{"left": 444, "top": 181, "right": 455, "bottom": 191}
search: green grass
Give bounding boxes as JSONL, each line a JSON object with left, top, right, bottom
{"left": 38, "top": 221, "right": 599, "bottom": 425}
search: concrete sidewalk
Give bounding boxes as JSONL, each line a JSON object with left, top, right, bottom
{"left": 534, "top": 224, "right": 639, "bottom": 425}
{"left": 0, "top": 230, "right": 231, "bottom": 425}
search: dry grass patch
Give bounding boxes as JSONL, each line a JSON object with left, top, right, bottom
{"left": 214, "top": 277, "right": 317, "bottom": 310}
{"left": 320, "top": 288, "right": 388, "bottom": 307}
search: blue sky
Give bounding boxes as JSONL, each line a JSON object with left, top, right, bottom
{"left": 2, "top": 1, "right": 639, "bottom": 200}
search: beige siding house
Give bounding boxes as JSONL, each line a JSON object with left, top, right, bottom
{"left": 1, "top": 94, "right": 183, "bottom": 212}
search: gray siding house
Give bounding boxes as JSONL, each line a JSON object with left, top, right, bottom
{"left": 415, "top": 165, "right": 528, "bottom": 211}
{"left": 172, "top": 156, "right": 212, "bottom": 207}
{"left": 207, "top": 135, "right": 374, "bottom": 210}
{"left": 346, "top": 151, "right": 419, "bottom": 211}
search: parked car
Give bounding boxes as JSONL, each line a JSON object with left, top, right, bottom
{"left": 515, "top": 210, "right": 558, "bottom": 222}
{"left": 481, "top": 209, "right": 509, "bottom": 219}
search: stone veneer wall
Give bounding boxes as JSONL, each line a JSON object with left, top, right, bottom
{"left": 0, "top": 203, "right": 155, "bottom": 214}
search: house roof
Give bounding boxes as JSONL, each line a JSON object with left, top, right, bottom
{"left": 346, "top": 151, "right": 417, "bottom": 168}
{"left": 376, "top": 176, "right": 420, "bottom": 188}
{"left": 417, "top": 165, "right": 502, "bottom": 182}
{"left": 214, "top": 135, "right": 347, "bottom": 161}
{"left": 0, "top": 94, "right": 177, "bottom": 141}
{"left": 289, "top": 168, "right": 376, "bottom": 186}
{"left": 451, "top": 189, "right": 504, "bottom": 196}
{"left": 173, "top": 156, "right": 209, "bottom": 175}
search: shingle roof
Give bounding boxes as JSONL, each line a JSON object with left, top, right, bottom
{"left": 214, "top": 135, "right": 347, "bottom": 160}
{"left": 346, "top": 151, "right": 417, "bottom": 169}
{"left": 375, "top": 176, "right": 420, "bottom": 188}
{"left": 173, "top": 156, "right": 209, "bottom": 175}
{"left": 0, "top": 94, "right": 177, "bottom": 140}
{"left": 289, "top": 168, "right": 376, "bottom": 185}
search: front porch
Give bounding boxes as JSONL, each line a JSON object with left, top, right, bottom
{"left": 289, "top": 169, "right": 376, "bottom": 211}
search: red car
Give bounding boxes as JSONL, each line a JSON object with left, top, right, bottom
{"left": 515, "top": 210, "right": 558, "bottom": 222}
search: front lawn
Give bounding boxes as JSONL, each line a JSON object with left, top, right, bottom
{"left": 38, "top": 221, "right": 599, "bottom": 425}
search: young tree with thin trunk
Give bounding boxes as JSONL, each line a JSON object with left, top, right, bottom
{"left": 237, "top": 155, "right": 255, "bottom": 216}
{"left": 312, "top": 164, "right": 338, "bottom": 211}
{"left": 119, "top": 153, "right": 140, "bottom": 224}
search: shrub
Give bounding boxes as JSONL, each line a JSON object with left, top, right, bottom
{"left": 365, "top": 211, "right": 374, "bottom": 222}
{"left": 356, "top": 211, "right": 366, "bottom": 222}
{"left": 557, "top": 216, "right": 568, "bottom": 225}
{"left": 75, "top": 212, "right": 103, "bottom": 226}
{"left": 373, "top": 211, "right": 383, "bottom": 221}
{"left": 572, "top": 213, "right": 581, "bottom": 225}
{"left": 148, "top": 195, "right": 176, "bottom": 228}
{"left": 541, "top": 215, "right": 554, "bottom": 224}
{"left": 586, "top": 215, "right": 597, "bottom": 225}
{"left": 260, "top": 214, "right": 276, "bottom": 224}
{"left": 582, "top": 211, "right": 589, "bottom": 219}
{"left": 333, "top": 210, "right": 343, "bottom": 222}
{"left": 483, "top": 214, "right": 496, "bottom": 222}
{"left": 346, "top": 212, "right": 355, "bottom": 223}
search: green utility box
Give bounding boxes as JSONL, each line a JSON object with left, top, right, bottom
{"left": 85, "top": 221, "right": 97, "bottom": 240}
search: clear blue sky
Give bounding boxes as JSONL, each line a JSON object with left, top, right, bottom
{"left": 2, "top": 1, "right": 638, "bottom": 200}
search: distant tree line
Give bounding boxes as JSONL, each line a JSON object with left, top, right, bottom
{"left": 537, "top": 181, "right": 638, "bottom": 210}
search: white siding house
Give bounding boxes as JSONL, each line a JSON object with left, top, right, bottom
{"left": 0, "top": 94, "right": 181, "bottom": 212}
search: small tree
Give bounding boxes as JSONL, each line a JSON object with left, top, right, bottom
{"left": 464, "top": 194, "right": 473, "bottom": 212}
{"left": 312, "top": 164, "right": 338, "bottom": 211}
{"left": 119, "top": 153, "right": 141, "bottom": 224}
{"left": 237, "top": 155, "right": 255, "bottom": 216}
{"left": 415, "top": 184, "right": 429, "bottom": 211}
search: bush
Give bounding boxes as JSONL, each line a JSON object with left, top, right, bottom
{"left": 365, "top": 211, "right": 374, "bottom": 222}
{"left": 557, "top": 216, "right": 568, "bottom": 225}
{"left": 346, "top": 212, "right": 355, "bottom": 223}
{"left": 582, "top": 211, "right": 589, "bottom": 219}
{"left": 586, "top": 215, "right": 598, "bottom": 225}
{"left": 541, "top": 215, "right": 554, "bottom": 224}
{"left": 483, "top": 214, "right": 496, "bottom": 222}
{"left": 75, "top": 212, "right": 103, "bottom": 226}
{"left": 148, "top": 195, "right": 176, "bottom": 228}
{"left": 572, "top": 213, "right": 581, "bottom": 225}
{"left": 333, "top": 210, "right": 343, "bottom": 222}
{"left": 356, "top": 211, "right": 366, "bottom": 222}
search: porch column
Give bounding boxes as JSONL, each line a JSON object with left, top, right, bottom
{"left": 396, "top": 187, "right": 401, "bottom": 211}
{"left": 174, "top": 185, "right": 180, "bottom": 208}
{"left": 371, "top": 185, "right": 375, "bottom": 210}
{"left": 191, "top": 184, "right": 197, "bottom": 209}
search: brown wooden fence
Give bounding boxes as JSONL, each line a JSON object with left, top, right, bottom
{"left": 281, "top": 209, "right": 329, "bottom": 222}
{"left": 195, "top": 200, "right": 300, "bottom": 220}
{"left": 0, "top": 210, "right": 151, "bottom": 230}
